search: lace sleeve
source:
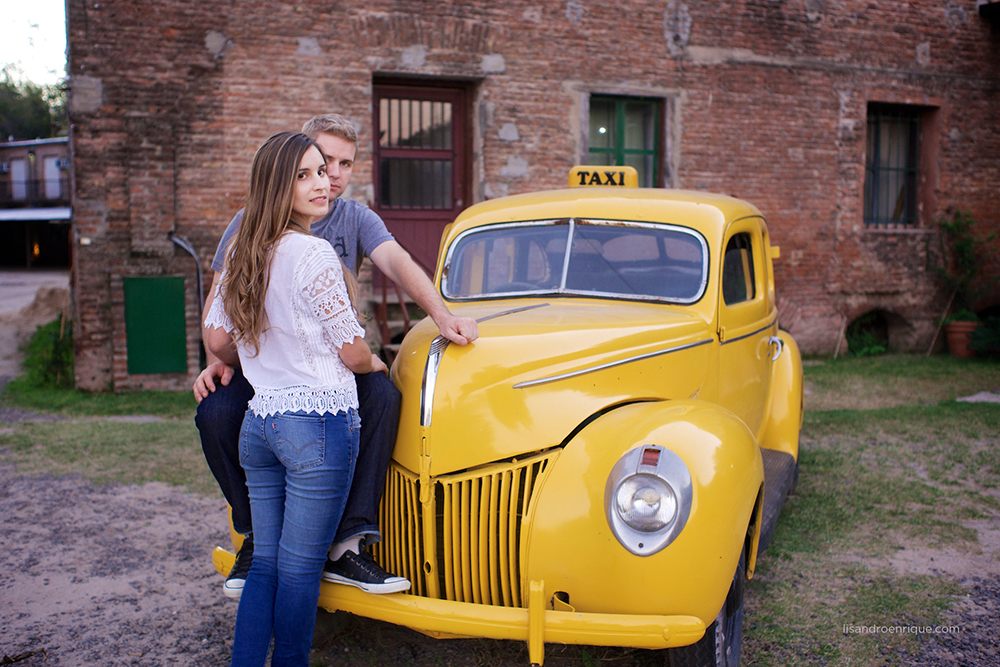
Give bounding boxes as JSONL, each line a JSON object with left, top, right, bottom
{"left": 299, "top": 244, "right": 366, "bottom": 350}
{"left": 204, "top": 278, "right": 234, "bottom": 333}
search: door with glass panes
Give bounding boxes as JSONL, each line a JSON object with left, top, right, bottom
{"left": 373, "top": 84, "right": 467, "bottom": 275}
{"left": 588, "top": 96, "right": 661, "bottom": 188}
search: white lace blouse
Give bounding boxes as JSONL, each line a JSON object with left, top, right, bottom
{"left": 204, "top": 232, "right": 366, "bottom": 417}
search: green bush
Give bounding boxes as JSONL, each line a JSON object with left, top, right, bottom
{"left": 20, "top": 318, "right": 74, "bottom": 388}
{"left": 937, "top": 210, "right": 995, "bottom": 314}
{"left": 943, "top": 308, "right": 980, "bottom": 324}
{"left": 970, "top": 316, "right": 1000, "bottom": 358}
{"left": 846, "top": 312, "right": 887, "bottom": 357}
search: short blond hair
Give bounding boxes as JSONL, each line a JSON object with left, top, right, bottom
{"left": 301, "top": 114, "right": 358, "bottom": 144}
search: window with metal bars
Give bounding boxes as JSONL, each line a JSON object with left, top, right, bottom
{"left": 864, "top": 104, "right": 920, "bottom": 228}
{"left": 376, "top": 95, "right": 456, "bottom": 210}
{"left": 588, "top": 96, "right": 661, "bottom": 188}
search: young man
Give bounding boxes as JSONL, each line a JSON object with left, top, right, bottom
{"left": 194, "top": 114, "right": 478, "bottom": 599}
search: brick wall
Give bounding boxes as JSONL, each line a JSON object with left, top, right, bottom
{"left": 67, "top": 0, "right": 1000, "bottom": 389}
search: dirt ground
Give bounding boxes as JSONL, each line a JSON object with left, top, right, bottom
{"left": 0, "top": 281, "right": 238, "bottom": 666}
{"left": 0, "top": 460, "right": 236, "bottom": 666}
{"left": 3, "top": 430, "right": 999, "bottom": 667}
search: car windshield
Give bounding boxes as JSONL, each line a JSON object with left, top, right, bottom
{"left": 442, "top": 219, "right": 708, "bottom": 303}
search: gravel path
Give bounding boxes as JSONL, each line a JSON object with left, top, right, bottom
{"left": 3, "top": 445, "right": 999, "bottom": 666}
{"left": 0, "top": 462, "right": 236, "bottom": 666}
{"left": 886, "top": 577, "right": 1000, "bottom": 666}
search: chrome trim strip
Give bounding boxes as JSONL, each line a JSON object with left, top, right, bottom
{"left": 558, "top": 218, "right": 575, "bottom": 290}
{"left": 719, "top": 317, "right": 777, "bottom": 346}
{"left": 475, "top": 302, "right": 550, "bottom": 323}
{"left": 420, "top": 303, "right": 552, "bottom": 426}
{"left": 420, "top": 336, "right": 450, "bottom": 427}
{"left": 512, "top": 338, "right": 713, "bottom": 389}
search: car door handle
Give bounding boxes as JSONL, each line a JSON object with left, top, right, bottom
{"left": 767, "top": 336, "right": 784, "bottom": 361}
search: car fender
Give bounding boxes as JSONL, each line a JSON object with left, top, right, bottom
{"left": 524, "top": 399, "right": 763, "bottom": 624}
{"left": 759, "top": 330, "right": 803, "bottom": 461}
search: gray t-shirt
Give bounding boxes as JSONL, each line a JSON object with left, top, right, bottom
{"left": 212, "top": 198, "right": 394, "bottom": 276}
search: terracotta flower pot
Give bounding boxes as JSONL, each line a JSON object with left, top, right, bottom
{"left": 945, "top": 321, "right": 981, "bottom": 358}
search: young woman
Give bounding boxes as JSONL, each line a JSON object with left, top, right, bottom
{"left": 204, "top": 131, "right": 386, "bottom": 666}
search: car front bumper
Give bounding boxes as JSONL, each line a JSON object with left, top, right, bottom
{"left": 213, "top": 547, "right": 706, "bottom": 665}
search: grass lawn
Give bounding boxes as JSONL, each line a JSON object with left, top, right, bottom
{"left": 0, "top": 380, "right": 216, "bottom": 496}
{"left": 741, "top": 354, "right": 1000, "bottom": 666}
{"left": 1, "top": 354, "right": 998, "bottom": 666}
{"left": 802, "top": 354, "right": 1000, "bottom": 411}
{"left": 743, "top": 400, "right": 998, "bottom": 666}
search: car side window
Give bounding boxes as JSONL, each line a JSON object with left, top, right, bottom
{"left": 722, "top": 233, "right": 756, "bottom": 305}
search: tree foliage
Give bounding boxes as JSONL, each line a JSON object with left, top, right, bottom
{"left": 937, "top": 210, "right": 996, "bottom": 315}
{"left": 0, "top": 67, "right": 67, "bottom": 141}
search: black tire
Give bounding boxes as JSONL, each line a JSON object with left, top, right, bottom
{"left": 789, "top": 461, "right": 800, "bottom": 493}
{"left": 667, "top": 549, "right": 745, "bottom": 667}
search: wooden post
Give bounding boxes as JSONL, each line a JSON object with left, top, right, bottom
{"left": 833, "top": 315, "right": 848, "bottom": 359}
{"left": 926, "top": 288, "right": 958, "bottom": 357}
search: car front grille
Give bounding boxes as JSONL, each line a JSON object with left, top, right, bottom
{"left": 374, "top": 449, "right": 558, "bottom": 607}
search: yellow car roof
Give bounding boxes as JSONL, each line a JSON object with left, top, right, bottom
{"left": 450, "top": 187, "right": 765, "bottom": 242}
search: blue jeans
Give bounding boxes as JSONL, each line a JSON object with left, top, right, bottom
{"left": 231, "top": 409, "right": 360, "bottom": 667}
{"left": 196, "top": 368, "right": 400, "bottom": 543}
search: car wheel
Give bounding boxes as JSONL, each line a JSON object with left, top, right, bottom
{"left": 667, "top": 549, "right": 745, "bottom": 667}
{"left": 790, "top": 461, "right": 800, "bottom": 493}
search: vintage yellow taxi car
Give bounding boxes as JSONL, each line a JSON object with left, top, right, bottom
{"left": 214, "top": 166, "right": 803, "bottom": 667}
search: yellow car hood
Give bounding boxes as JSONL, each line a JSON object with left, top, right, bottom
{"left": 391, "top": 299, "right": 714, "bottom": 476}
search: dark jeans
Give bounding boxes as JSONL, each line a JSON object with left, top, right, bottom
{"left": 196, "top": 367, "right": 401, "bottom": 544}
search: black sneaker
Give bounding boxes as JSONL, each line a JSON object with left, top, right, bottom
{"left": 322, "top": 549, "right": 411, "bottom": 594}
{"left": 223, "top": 534, "right": 253, "bottom": 599}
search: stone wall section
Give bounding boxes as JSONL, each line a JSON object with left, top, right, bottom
{"left": 67, "top": 0, "right": 1000, "bottom": 390}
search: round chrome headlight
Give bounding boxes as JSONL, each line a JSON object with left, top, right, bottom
{"left": 605, "top": 445, "right": 693, "bottom": 556}
{"left": 614, "top": 474, "right": 677, "bottom": 532}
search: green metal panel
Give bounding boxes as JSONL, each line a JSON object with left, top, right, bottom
{"left": 123, "top": 276, "right": 188, "bottom": 375}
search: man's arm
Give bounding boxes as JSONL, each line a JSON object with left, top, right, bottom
{"left": 193, "top": 211, "right": 246, "bottom": 401}
{"left": 369, "top": 240, "right": 479, "bottom": 345}
{"left": 193, "top": 271, "right": 236, "bottom": 402}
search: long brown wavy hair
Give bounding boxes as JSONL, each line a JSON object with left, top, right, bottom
{"left": 221, "top": 131, "right": 360, "bottom": 356}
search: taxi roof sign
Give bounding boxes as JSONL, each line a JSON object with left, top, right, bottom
{"left": 569, "top": 165, "right": 639, "bottom": 189}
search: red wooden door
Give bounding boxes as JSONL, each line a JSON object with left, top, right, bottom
{"left": 372, "top": 84, "right": 468, "bottom": 275}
